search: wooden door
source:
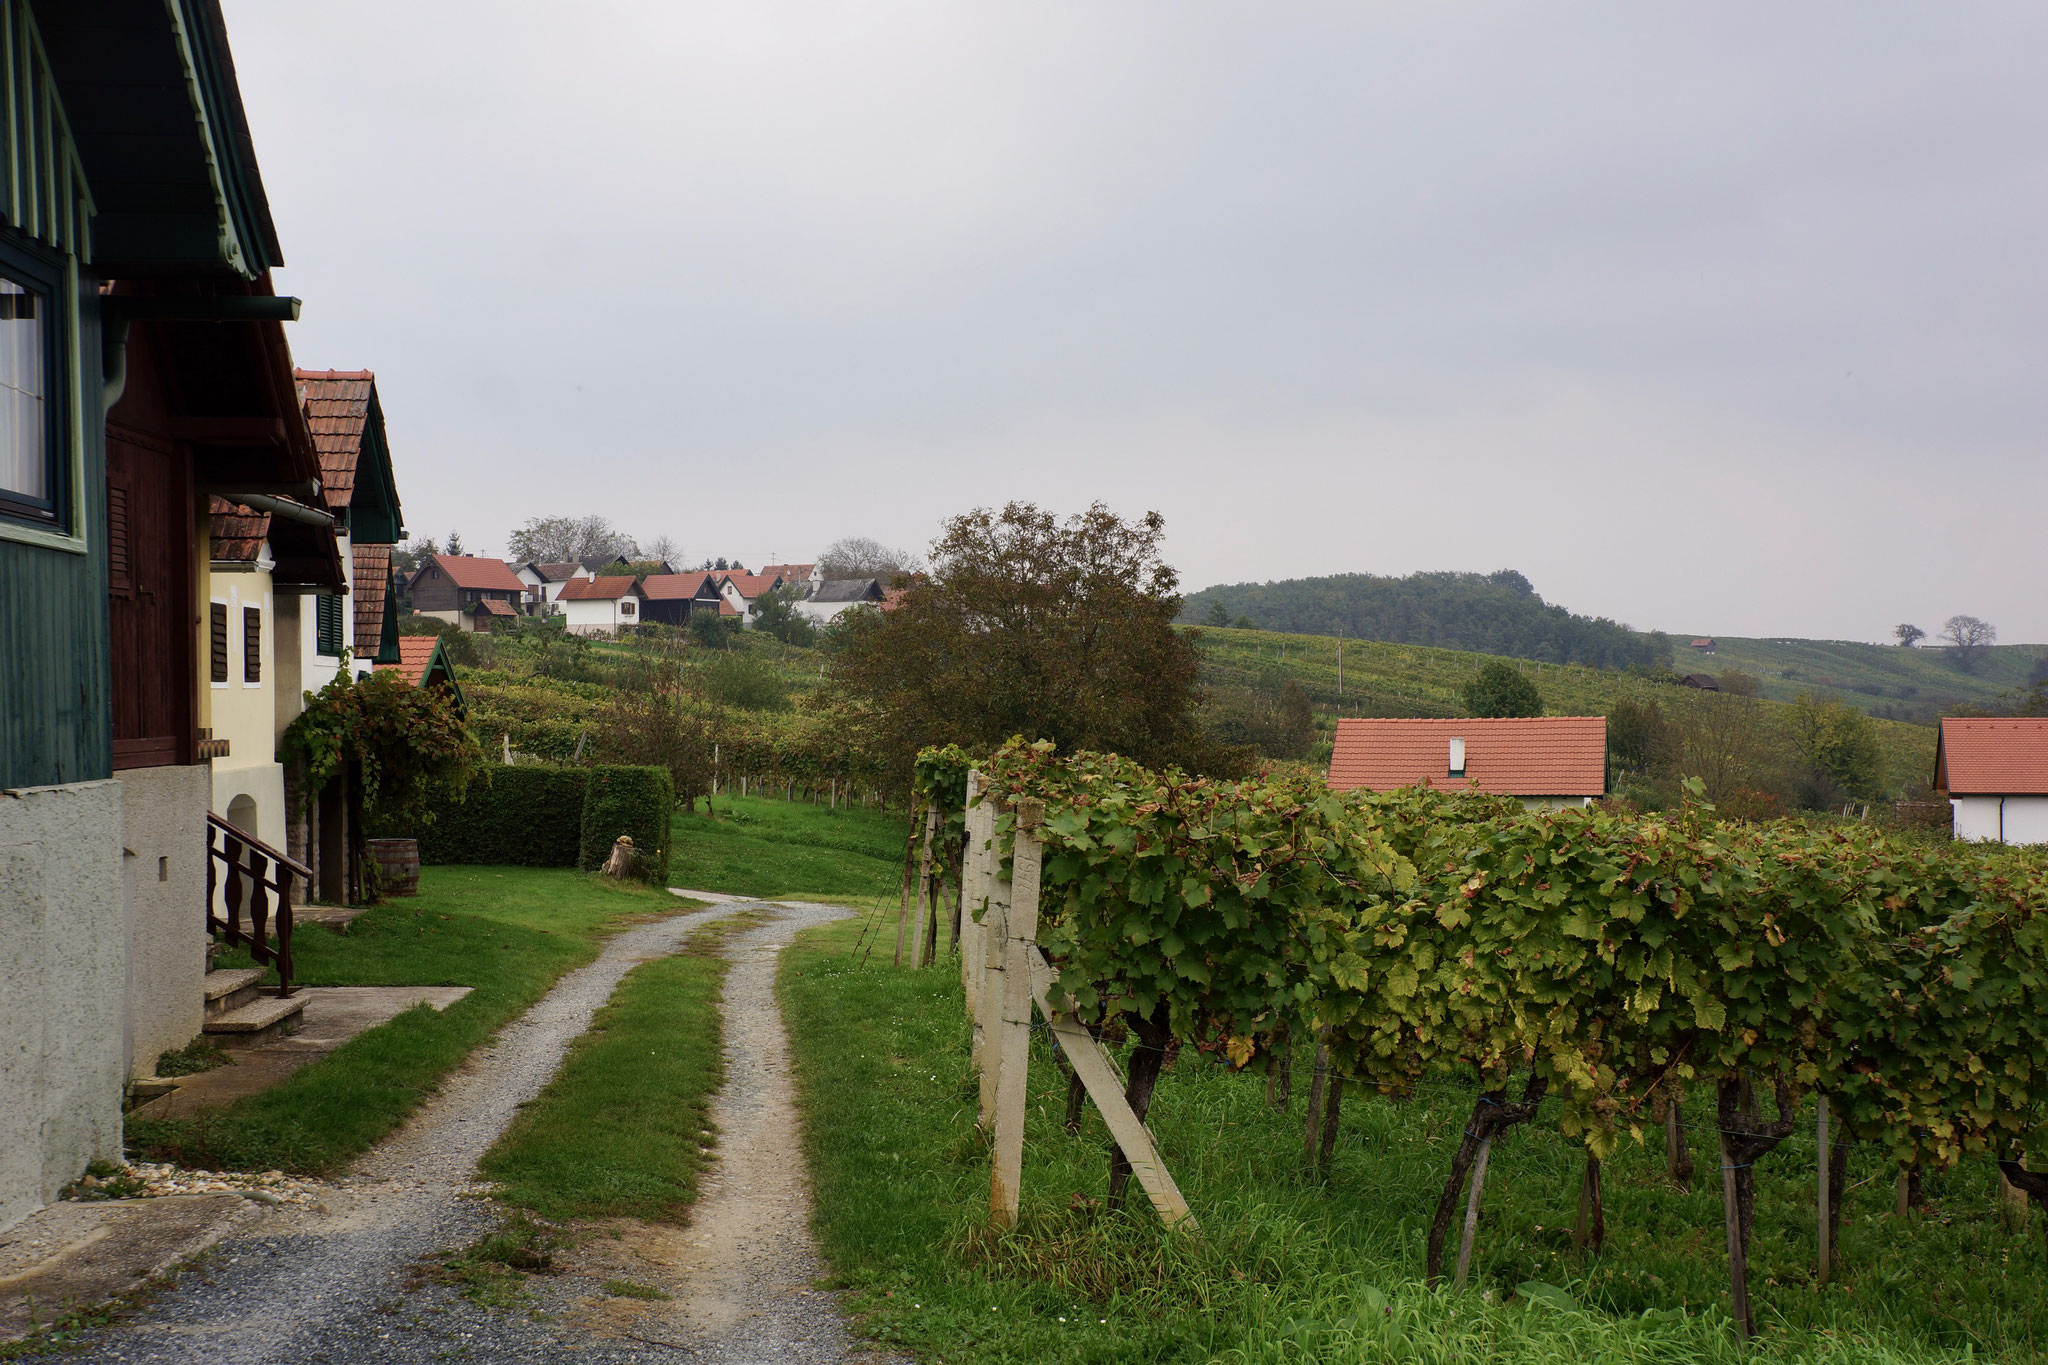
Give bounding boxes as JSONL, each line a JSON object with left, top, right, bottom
{"left": 106, "top": 425, "right": 196, "bottom": 768}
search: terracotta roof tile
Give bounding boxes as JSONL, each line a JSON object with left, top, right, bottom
{"left": 422, "top": 553, "right": 526, "bottom": 593}
{"left": 758, "top": 562, "right": 814, "bottom": 582}
{"left": 721, "top": 571, "right": 781, "bottom": 599}
{"left": 640, "top": 572, "right": 719, "bottom": 601}
{"left": 472, "top": 597, "right": 520, "bottom": 617}
{"left": 1935, "top": 717, "right": 2048, "bottom": 795}
{"left": 558, "top": 575, "right": 638, "bottom": 601}
{"left": 207, "top": 495, "right": 269, "bottom": 562}
{"left": 376, "top": 635, "right": 443, "bottom": 686}
{"left": 293, "top": 369, "right": 378, "bottom": 513}
{"left": 353, "top": 543, "right": 391, "bottom": 648}
{"left": 1327, "top": 716, "right": 1607, "bottom": 798}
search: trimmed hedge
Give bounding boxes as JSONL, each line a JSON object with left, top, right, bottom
{"left": 578, "top": 765, "right": 675, "bottom": 885}
{"left": 418, "top": 766, "right": 588, "bottom": 867}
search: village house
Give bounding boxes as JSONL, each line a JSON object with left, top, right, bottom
{"left": 0, "top": 0, "right": 342, "bottom": 1231}
{"left": 513, "top": 560, "right": 589, "bottom": 614}
{"left": 759, "top": 561, "right": 822, "bottom": 595}
{"left": 796, "top": 576, "right": 887, "bottom": 623}
{"left": 1934, "top": 717, "right": 2048, "bottom": 845}
{"left": 406, "top": 553, "right": 527, "bottom": 630}
{"left": 1326, "top": 716, "right": 1608, "bottom": 810}
{"left": 717, "top": 569, "right": 784, "bottom": 621}
{"left": 638, "top": 571, "right": 724, "bottom": 627}
{"left": 556, "top": 574, "right": 645, "bottom": 635}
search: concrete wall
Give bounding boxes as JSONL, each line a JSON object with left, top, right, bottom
{"left": 0, "top": 780, "right": 128, "bottom": 1233}
{"left": 119, "top": 764, "right": 211, "bottom": 1082}
{"left": 1952, "top": 795, "right": 2048, "bottom": 844}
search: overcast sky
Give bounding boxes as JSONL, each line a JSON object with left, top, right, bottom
{"left": 226, "top": 2, "right": 2048, "bottom": 642}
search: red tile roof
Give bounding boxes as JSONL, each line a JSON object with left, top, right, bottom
{"left": 472, "top": 597, "right": 520, "bottom": 617}
{"left": 1935, "top": 717, "right": 2048, "bottom": 795}
{"left": 640, "top": 572, "right": 718, "bottom": 601}
{"left": 721, "top": 571, "right": 781, "bottom": 599}
{"left": 422, "top": 553, "right": 525, "bottom": 593}
{"left": 1327, "top": 716, "right": 1607, "bottom": 798}
{"left": 558, "top": 575, "right": 638, "bottom": 601}
{"left": 376, "top": 635, "right": 444, "bottom": 686}
{"left": 208, "top": 495, "right": 269, "bottom": 562}
{"left": 294, "top": 370, "right": 375, "bottom": 513}
{"left": 758, "top": 562, "right": 814, "bottom": 582}
{"left": 353, "top": 543, "right": 391, "bottom": 648}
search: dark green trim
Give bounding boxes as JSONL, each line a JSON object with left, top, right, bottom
{"left": 375, "top": 561, "right": 401, "bottom": 665}
{"left": 349, "top": 387, "right": 404, "bottom": 543}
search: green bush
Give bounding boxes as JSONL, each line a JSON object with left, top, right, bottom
{"left": 578, "top": 765, "right": 674, "bottom": 884}
{"left": 419, "top": 766, "right": 588, "bottom": 867}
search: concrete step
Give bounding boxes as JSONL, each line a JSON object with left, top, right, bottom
{"left": 203, "top": 968, "right": 268, "bottom": 1019}
{"left": 202, "top": 993, "right": 306, "bottom": 1048}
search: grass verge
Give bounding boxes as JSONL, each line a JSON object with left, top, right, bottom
{"left": 779, "top": 916, "right": 2045, "bottom": 1365}
{"left": 126, "top": 867, "right": 695, "bottom": 1174}
{"left": 479, "top": 912, "right": 766, "bottom": 1221}
{"left": 669, "top": 792, "right": 907, "bottom": 910}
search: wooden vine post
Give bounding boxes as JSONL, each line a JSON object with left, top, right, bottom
{"left": 1816, "top": 1096, "right": 1831, "bottom": 1284}
{"left": 989, "top": 799, "right": 1044, "bottom": 1226}
{"left": 1720, "top": 1127, "right": 1751, "bottom": 1338}
{"left": 964, "top": 769, "right": 1197, "bottom": 1234}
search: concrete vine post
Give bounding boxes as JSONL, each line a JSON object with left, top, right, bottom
{"left": 961, "top": 773, "right": 986, "bottom": 1015}
{"left": 975, "top": 799, "right": 1012, "bottom": 1133}
{"left": 989, "top": 798, "right": 1044, "bottom": 1228}
{"left": 908, "top": 804, "right": 936, "bottom": 969}
{"left": 1816, "top": 1097, "right": 1831, "bottom": 1284}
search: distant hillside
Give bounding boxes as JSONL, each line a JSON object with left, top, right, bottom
{"left": 1186, "top": 624, "right": 1938, "bottom": 799}
{"left": 1677, "top": 637, "right": 2048, "bottom": 722}
{"left": 1181, "top": 570, "right": 1665, "bottom": 671}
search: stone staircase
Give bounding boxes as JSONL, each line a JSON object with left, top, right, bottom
{"left": 201, "top": 965, "right": 305, "bottom": 1046}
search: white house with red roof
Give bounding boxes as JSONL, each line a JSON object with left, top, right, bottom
{"left": 717, "top": 570, "right": 785, "bottom": 621}
{"left": 1934, "top": 717, "right": 2048, "bottom": 844}
{"left": 556, "top": 575, "right": 645, "bottom": 636}
{"left": 1327, "top": 716, "right": 1607, "bottom": 810}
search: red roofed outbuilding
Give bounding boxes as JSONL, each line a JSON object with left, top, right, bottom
{"left": 1934, "top": 717, "right": 2048, "bottom": 844}
{"left": 1327, "top": 716, "right": 1607, "bottom": 809}
{"left": 556, "top": 575, "right": 645, "bottom": 636}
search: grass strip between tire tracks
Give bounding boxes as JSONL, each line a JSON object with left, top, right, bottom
{"left": 126, "top": 867, "right": 698, "bottom": 1175}
{"left": 480, "top": 911, "right": 769, "bottom": 1222}
{"left": 778, "top": 916, "right": 2042, "bottom": 1365}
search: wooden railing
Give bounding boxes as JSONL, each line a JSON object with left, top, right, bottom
{"left": 206, "top": 813, "right": 312, "bottom": 998}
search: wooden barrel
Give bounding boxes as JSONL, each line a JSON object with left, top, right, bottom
{"left": 367, "top": 837, "right": 420, "bottom": 897}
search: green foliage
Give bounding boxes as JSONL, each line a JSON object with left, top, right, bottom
{"left": 1788, "top": 691, "right": 1886, "bottom": 801}
{"left": 1184, "top": 569, "right": 1663, "bottom": 670}
{"left": 832, "top": 501, "right": 1238, "bottom": 782}
{"left": 1461, "top": 659, "right": 1544, "bottom": 717}
{"left": 579, "top": 765, "right": 675, "bottom": 883}
{"left": 749, "top": 585, "right": 818, "bottom": 646}
{"left": 690, "top": 612, "right": 741, "bottom": 649}
{"left": 416, "top": 766, "right": 587, "bottom": 867}
{"left": 278, "top": 666, "right": 481, "bottom": 835}
{"left": 668, "top": 792, "right": 907, "bottom": 903}
{"left": 698, "top": 651, "right": 790, "bottom": 711}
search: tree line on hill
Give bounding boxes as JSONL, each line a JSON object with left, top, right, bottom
{"left": 1181, "top": 569, "right": 1671, "bottom": 671}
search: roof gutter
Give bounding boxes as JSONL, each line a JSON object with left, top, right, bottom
{"left": 221, "top": 492, "right": 335, "bottom": 528}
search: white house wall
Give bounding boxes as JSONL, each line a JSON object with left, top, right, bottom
{"left": 1952, "top": 795, "right": 2048, "bottom": 844}
{"left": 0, "top": 780, "right": 127, "bottom": 1233}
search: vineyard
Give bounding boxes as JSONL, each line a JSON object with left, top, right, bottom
{"left": 908, "top": 740, "right": 2048, "bottom": 1341}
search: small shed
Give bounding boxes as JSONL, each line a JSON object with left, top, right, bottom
{"left": 639, "top": 572, "right": 723, "bottom": 626}
{"left": 1681, "top": 673, "right": 1722, "bottom": 691}
{"left": 1327, "top": 716, "right": 1607, "bottom": 810}
{"left": 1934, "top": 717, "right": 2048, "bottom": 844}
{"left": 557, "top": 575, "right": 645, "bottom": 635}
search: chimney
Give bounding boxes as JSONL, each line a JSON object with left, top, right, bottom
{"left": 1449, "top": 737, "right": 1466, "bottom": 777}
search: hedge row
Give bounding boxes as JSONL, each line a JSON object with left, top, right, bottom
{"left": 420, "top": 764, "right": 671, "bottom": 883}
{"left": 579, "top": 765, "right": 674, "bottom": 885}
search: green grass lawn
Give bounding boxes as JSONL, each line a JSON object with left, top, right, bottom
{"left": 668, "top": 792, "right": 909, "bottom": 908}
{"left": 780, "top": 917, "right": 2044, "bottom": 1365}
{"left": 479, "top": 913, "right": 759, "bottom": 1222}
{"left": 127, "top": 867, "right": 695, "bottom": 1174}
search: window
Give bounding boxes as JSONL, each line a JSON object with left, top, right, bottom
{"left": 315, "top": 594, "right": 344, "bottom": 657}
{"left": 0, "top": 258, "right": 56, "bottom": 527}
{"left": 243, "top": 607, "right": 262, "bottom": 683}
{"left": 210, "top": 602, "right": 229, "bottom": 683}
{"left": 621, "top": 599, "right": 635, "bottom": 616}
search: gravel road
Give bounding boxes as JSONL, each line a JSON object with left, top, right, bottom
{"left": 75, "top": 898, "right": 887, "bottom": 1364}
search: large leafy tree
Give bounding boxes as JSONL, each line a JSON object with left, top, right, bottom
{"left": 1461, "top": 659, "right": 1543, "bottom": 717}
{"left": 506, "top": 514, "right": 637, "bottom": 566}
{"left": 831, "top": 502, "right": 1234, "bottom": 778}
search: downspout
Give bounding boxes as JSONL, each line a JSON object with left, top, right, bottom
{"left": 102, "top": 315, "right": 131, "bottom": 412}
{"left": 222, "top": 493, "right": 336, "bottom": 527}
{"left": 1999, "top": 796, "right": 2006, "bottom": 844}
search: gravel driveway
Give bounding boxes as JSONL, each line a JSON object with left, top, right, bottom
{"left": 75, "top": 898, "right": 887, "bottom": 1364}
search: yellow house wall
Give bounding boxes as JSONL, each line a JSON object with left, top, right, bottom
{"left": 202, "top": 560, "right": 287, "bottom": 853}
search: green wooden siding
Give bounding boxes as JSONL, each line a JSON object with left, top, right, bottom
{"left": 0, "top": 276, "right": 107, "bottom": 787}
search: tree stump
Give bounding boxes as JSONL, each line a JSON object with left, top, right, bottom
{"left": 601, "top": 834, "right": 638, "bottom": 878}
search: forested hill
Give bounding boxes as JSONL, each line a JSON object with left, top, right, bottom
{"left": 1181, "top": 570, "right": 1665, "bottom": 671}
